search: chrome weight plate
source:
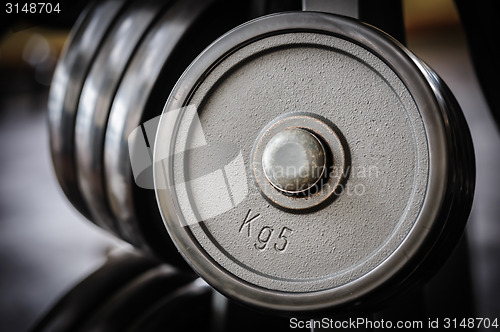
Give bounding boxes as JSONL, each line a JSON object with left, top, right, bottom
{"left": 103, "top": 0, "right": 254, "bottom": 259}
{"left": 32, "top": 250, "right": 160, "bottom": 332}
{"left": 103, "top": 0, "right": 217, "bottom": 250}
{"left": 32, "top": 251, "right": 160, "bottom": 332}
{"left": 76, "top": 265, "right": 198, "bottom": 332}
{"left": 48, "top": 0, "right": 129, "bottom": 220}
{"left": 125, "top": 278, "right": 211, "bottom": 332}
{"left": 74, "top": 0, "right": 168, "bottom": 234}
{"left": 154, "top": 12, "right": 474, "bottom": 313}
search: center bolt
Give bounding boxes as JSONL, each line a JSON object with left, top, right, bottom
{"left": 261, "top": 128, "right": 326, "bottom": 194}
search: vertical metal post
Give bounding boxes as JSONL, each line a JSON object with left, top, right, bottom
{"left": 302, "top": 0, "right": 359, "bottom": 18}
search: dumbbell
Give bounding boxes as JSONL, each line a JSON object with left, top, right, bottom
{"left": 32, "top": 249, "right": 212, "bottom": 332}
{"left": 152, "top": 6, "right": 475, "bottom": 314}
{"left": 48, "top": 0, "right": 474, "bottom": 316}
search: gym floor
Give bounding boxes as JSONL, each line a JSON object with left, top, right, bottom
{"left": 1, "top": 5, "right": 499, "bottom": 332}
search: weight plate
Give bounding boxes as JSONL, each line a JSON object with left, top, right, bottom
{"left": 154, "top": 12, "right": 474, "bottom": 313}
{"left": 74, "top": 0, "right": 167, "bottom": 234}
{"left": 103, "top": 0, "right": 215, "bottom": 250}
{"left": 48, "top": 0, "right": 129, "bottom": 220}
{"left": 125, "top": 278, "right": 212, "bottom": 332}
{"left": 103, "top": 0, "right": 254, "bottom": 261}
{"left": 76, "top": 265, "right": 197, "bottom": 332}
{"left": 32, "top": 250, "right": 160, "bottom": 332}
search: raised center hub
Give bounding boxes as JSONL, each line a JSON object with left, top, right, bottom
{"left": 251, "top": 112, "right": 346, "bottom": 211}
{"left": 262, "top": 128, "right": 326, "bottom": 194}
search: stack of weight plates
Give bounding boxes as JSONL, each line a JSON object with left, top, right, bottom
{"left": 48, "top": 0, "right": 253, "bottom": 265}
{"left": 32, "top": 250, "right": 212, "bottom": 332}
{"left": 47, "top": 0, "right": 475, "bottom": 319}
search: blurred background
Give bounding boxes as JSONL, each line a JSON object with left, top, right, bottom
{"left": 0, "top": 0, "right": 499, "bottom": 331}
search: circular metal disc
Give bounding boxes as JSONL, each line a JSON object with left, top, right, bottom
{"left": 103, "top": 0, "right": 216, "bottom": 249}
{"left": 77, "top": 265, "right": 197, "bottom": 332}
{"left": 74, "top": 0, "right": 167, "bottom": 234}
{"left": 48, "top": 0, "right": 129, "bottom": 219}
{"left": 154, "top": 12, "right": 473, "bottom": 313}
{"left": 32, "top": 250, "right": 160, "bottom": 332}
{"left": 126, "top": 278, "right": 212, "bottom": 332}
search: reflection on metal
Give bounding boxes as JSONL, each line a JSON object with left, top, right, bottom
{"left": 104, "top": 0, "right": 217, "bottom": 248}
{"left": 75, "top": 0, "right": 165, "bottom": 235}
{"left": 48, "top": 0, "right": 128, "bottom": 220}
{"left": 31, "top": 249, "right": 212, "bottom": 332}
{"left": 252, "top": 112, "right": 347, "bottom": 211}
{"left": 261, "top": 128, "right": 326, "bottom": 194}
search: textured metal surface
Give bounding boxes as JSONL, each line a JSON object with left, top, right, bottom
{"left": 103, "top": 0, "right": 215, "bottom": 248}
{"left": 154, "top": 12, "right": 474, "bottom": 313}
{"left": 48, "top": 0, "right": 128, "bottom": 220}
{"left": 74, "top": 0, "right": 165, "bottom": 234}
{"left": 163, "top": 30, "right": 428, "bottom": 291}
